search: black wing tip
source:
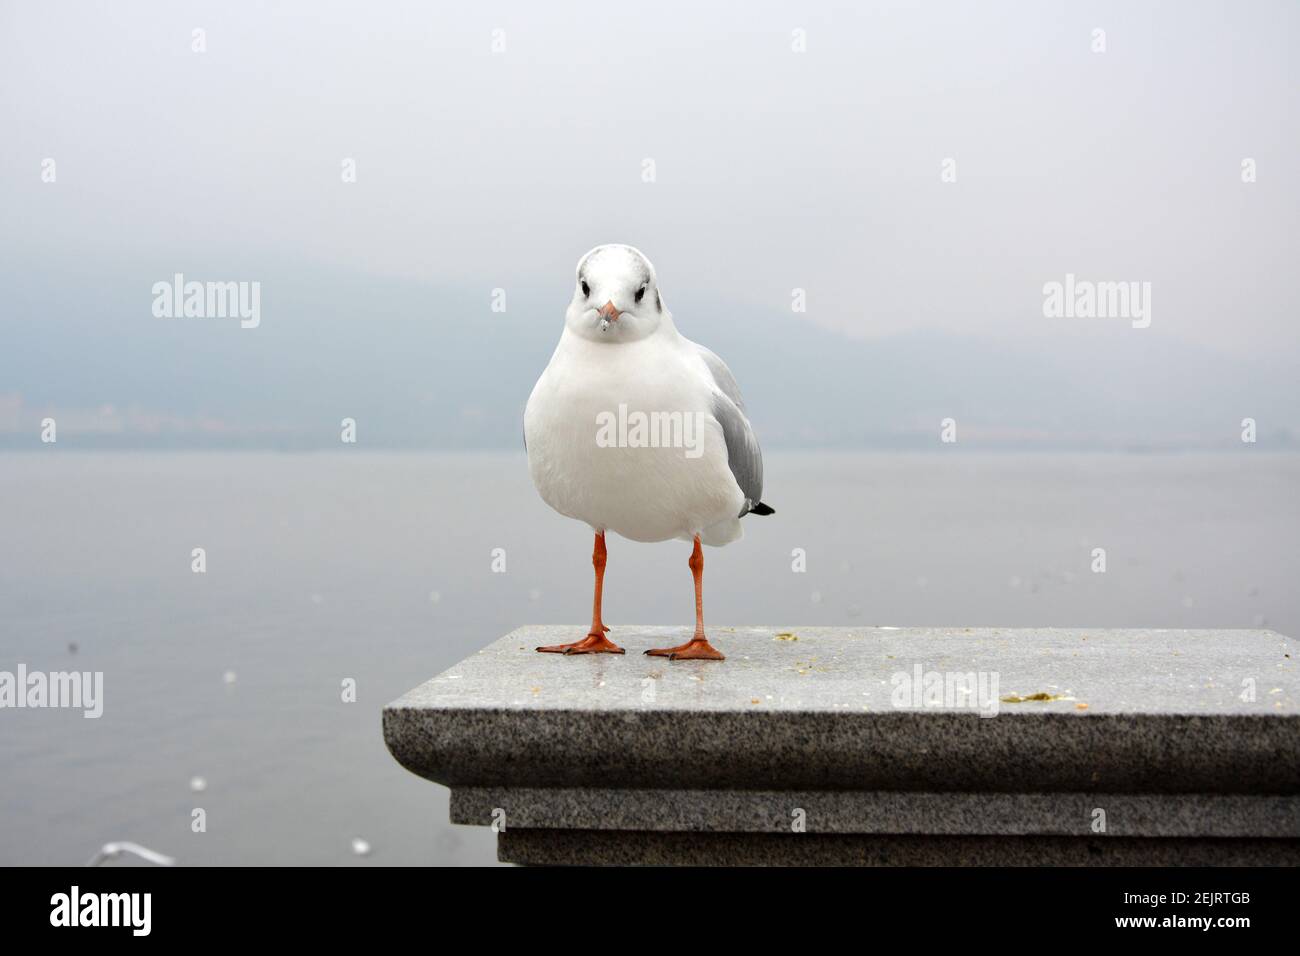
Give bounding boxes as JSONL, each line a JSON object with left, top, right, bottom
{"left": 749, "top": 502, "right": 775, "bottom": 516}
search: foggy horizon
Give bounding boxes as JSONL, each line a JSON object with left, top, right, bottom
{"left": 2, "top": 0, "right": 1297, "bottom": 449}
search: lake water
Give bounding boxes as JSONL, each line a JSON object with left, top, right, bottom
{"left": 1, "top": 451, "right": 1296, "bottom": 865}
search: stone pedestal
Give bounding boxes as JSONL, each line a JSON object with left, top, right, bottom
{"left": 383, "top": 626, "right": 1299, "bottom": 865}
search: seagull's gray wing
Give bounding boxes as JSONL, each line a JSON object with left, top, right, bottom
{"left": 695, "top": 343, "right": 765, "bottom": 516}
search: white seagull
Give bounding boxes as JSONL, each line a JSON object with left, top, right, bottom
{"left": 524, "top": 244, "right": 773, "bottom": 661}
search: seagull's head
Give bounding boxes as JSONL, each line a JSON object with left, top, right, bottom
{"left": 566, "top": 244, "right": 665, "bottom": 342}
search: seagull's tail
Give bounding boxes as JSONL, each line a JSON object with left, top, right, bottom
{"left": 748, "top": 502, "right": 775, "bottom": 516}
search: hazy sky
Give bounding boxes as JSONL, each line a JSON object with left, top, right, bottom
{"left": 1, "top": 0, "right": 1297, "bottom": 446}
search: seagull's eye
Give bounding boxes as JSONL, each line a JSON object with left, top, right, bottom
{"left": 635, "top": 285, "right": 646, "bottom": 304}
{"left": 580, "top": 280, "right": 590, "bottom": 297}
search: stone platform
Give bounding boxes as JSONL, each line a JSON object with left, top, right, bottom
{"left": 382, "top": 625, "right": 1300, "bottom": 865}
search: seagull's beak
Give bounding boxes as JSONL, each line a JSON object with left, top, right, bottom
{"left": 598, "top": 301, "right": 621, "bottom": 322}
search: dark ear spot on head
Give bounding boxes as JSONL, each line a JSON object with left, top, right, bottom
{"left": 656, "top": 289, "right": 663, "bottom": 311}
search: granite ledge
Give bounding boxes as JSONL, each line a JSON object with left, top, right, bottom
{"left": 497, "top": 830, "right": 1300, "bottom": 867}
{"left": 449, "top": 787, "right": 1300, "bottom": 838}
{"left": 383, "top": 626, "right": 1299, "bottom": 795}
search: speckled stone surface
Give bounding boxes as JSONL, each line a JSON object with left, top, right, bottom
{"left": 384, "top": 626, "right": 1298, "bottom": 794}
{"left": 450, "top": 788, "right": 1300, "bottom": 837}
{"left": 497, "top": 830, "right": 1300, "bottom": 867}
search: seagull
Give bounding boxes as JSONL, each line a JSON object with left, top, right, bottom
{"left": 524, "top": 244, "right": 773, "bottom": 661}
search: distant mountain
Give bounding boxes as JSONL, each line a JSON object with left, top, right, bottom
{"left": 2, "top": 255, "right": 1296, "bottom": 450}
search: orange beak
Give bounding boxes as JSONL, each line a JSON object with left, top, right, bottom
{"left": 598, "top": 300, "right": 621, "bottom": 322}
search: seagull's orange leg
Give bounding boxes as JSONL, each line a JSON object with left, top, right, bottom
{"left": 537, "top": 532, "right": 624, "bottom": 655}
{"left": 645, "top": 536, "right": 725, "bottom": 661}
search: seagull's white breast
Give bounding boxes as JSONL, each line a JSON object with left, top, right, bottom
{"left": 524, "top": 330, "right": 744, "bottom": 544}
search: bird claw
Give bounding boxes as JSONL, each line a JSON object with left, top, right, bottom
{"left": 644, "top": 637, "right": 726, "bottom": 661}
{"left": 537, "top": 631, "right": 624, "bottom": 655}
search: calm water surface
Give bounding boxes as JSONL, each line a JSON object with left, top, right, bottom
{"left": 1, "top": 451, "right": 1296, "bottom": 865}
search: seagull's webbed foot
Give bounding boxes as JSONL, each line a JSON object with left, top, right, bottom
{"left": 536, "top": 628, "right": 624, "bottom": 655}
{"left": 644, "top": 635, "right": 726, "bottom": 661}
{"left": 647, "top": 538, "right": 726, "bottom": 661}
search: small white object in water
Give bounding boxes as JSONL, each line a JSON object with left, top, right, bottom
{"left": 88, "top": 842, "right": 176, "bottom": 867}
{"left": 223, "top": 670, "right": 237, "bottom": 685}
{"left": 189, "top": 776, "right": 207, "bottom": 793}
{"left": 428, "top": 590, "right": 441, "bottom": 604}
{"left": 351, "top": 837, "right": 371, "bottom": 857}
{"left": 310, "top": 593, "right": 323, "bottom": 605}
{"left": 810, "top": 591, "right": 822, "bottom": 604}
